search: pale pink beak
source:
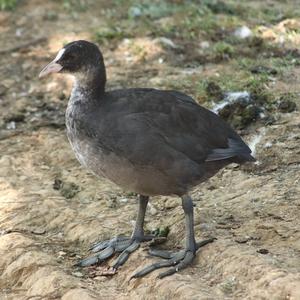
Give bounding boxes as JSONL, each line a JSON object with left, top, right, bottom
{"left": 39, "top": 61, "right": 63, "bottom": 78}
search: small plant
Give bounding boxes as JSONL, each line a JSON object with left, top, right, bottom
{"left": 63, "top": 0, "right": 87, "bottom": 13}
{"left": 151, "top": 226, "right": 170, "bottom": 238}
{"left": 94, "top": 27, "right": 128, "bottom": 44}
{"left": 128, "top": 2, "right": 178, "bottom": 20}
{"left": 214, "top": 41, "right": 235, "bottom": 59}
{"left": 0, "top": 0, "right": 19, "bottom": 10}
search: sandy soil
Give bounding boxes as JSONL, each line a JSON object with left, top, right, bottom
{"left": 0, "top": 1, "right": 300, "bottom": 299}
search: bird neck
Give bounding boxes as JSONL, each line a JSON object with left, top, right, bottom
{"left": 74, "top": 66, "right": 106, "bottom": 98}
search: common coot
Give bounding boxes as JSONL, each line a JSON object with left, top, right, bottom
{"left": 39, "top": 40, "right": 255, "bottom": 279}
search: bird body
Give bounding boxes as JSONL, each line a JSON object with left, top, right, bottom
{"left": 66, "top": 86, "right": 253, "bottom": 196}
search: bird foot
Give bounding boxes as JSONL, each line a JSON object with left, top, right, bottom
{"left": 76, "top": 234, "right": 158, "bottom": 270}
{"left": 131, "top": 237, "right": 215, "bottom": 279}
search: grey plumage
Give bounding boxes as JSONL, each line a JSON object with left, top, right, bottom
{"left": 66, "top": 87, "right": 254, "bottom": 196}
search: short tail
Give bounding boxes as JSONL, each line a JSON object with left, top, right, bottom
{"left": 206, "top": 138, "right": 256, "bottom": 164}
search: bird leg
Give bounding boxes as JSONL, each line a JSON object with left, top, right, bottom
{"left": 76, "top": 195, "right": 156, "bottom": 269}
{"left": 131, "top": 194, "right": 215, "bottom": 279}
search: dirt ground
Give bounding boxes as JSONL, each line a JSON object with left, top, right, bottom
{"left": 0, "top": 1, "right": 300, "bottom": 299}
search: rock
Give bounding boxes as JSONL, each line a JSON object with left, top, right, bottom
{"left": 257, "top": 248, "right": 269, "bottom": 254}
{"left": 277, "top": 19, "right": 300, "bottom": 32}
{"left": 53, "top": 178, "right": 63, "bottom": 190}
{"left": 235, "top": 236, "right": 251, "bottom": 244}
{"left": 260, "top": 27, "right": 277, "bottom": 41}
{"left": 234, "top": 26, "right": 252, "bottom": 39}
{"left": 72, "top": 271, "right": 84, "bottom": 278}
{"left": 31, "top": 228, "right": 46, "bottom": 235}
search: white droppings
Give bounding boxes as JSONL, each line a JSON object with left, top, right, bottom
{"left": 54, "top": 48, "right": 65, "bottom": 62}
{"left": 248, "top": 128, "right": 266, "bottom": 158}
{"left": 212, "top": 100, "right": 228, "bottom": 113}
{"left": 211, "top": 91, "right": 251, "bottom": 113}
{"left": 259, "top": 112, "right": 266, "bottom": 119}
{"left": 264, "top": 142, "right": 273, "bottom": 148}
{"left": 119, "top": 197, "right": 129, "bottom": 203}
{"left": 200, "top": 41, "right": 210, "bottom": 49}
{"left": 225, "top": 91, "right": 251, "bottom": 104}
{"left": 122, "top": 38, "right": 131, "bottom": 45}
{"left": 6, "top": 121, "right": 16, "bottom": 130}
{"left": 15, "top": 28, "right": 23, "bottom": 37}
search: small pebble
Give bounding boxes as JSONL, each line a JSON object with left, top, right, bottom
{"left": 72, "top": 271, "right": 84, "bottom": 278}
{"left": 58, "top": 251, "right": 67, "bottom": 256}
{"left": 156, "top": 37, "right": 178, "bottom": 49}
{"left": 257, "top": 248, "right": 269, "bottom": 254}
{"left": 31, "top": 228, "right": 46, "bottom": 235}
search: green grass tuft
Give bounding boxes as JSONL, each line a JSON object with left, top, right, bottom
{"left": 94, "top": 26, "right": 129, "bottom": 44}
{"left": 0, "top": 0, "right": 18, "bottom": 10}
{"left": 63, "top": 0, "right": 87, "bottom": 13}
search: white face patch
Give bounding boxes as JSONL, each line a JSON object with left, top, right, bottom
{"left": 54, "top": 48, "right": 65, "bottom": 62}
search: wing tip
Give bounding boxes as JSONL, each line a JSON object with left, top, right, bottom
{"left": 238, "top": 153, "right": 256, "bottom": 162}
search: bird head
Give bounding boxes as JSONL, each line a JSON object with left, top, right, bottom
{"left": 39, "top": 40, "right": 104, "bottom": 78}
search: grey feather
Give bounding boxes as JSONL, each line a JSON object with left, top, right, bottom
{"left": 206, "top": 138, "right": 255, "bottom": 162}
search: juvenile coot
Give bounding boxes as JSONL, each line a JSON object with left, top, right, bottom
{"left": 39, "top": 40, "right": 255, "bottom": 279}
